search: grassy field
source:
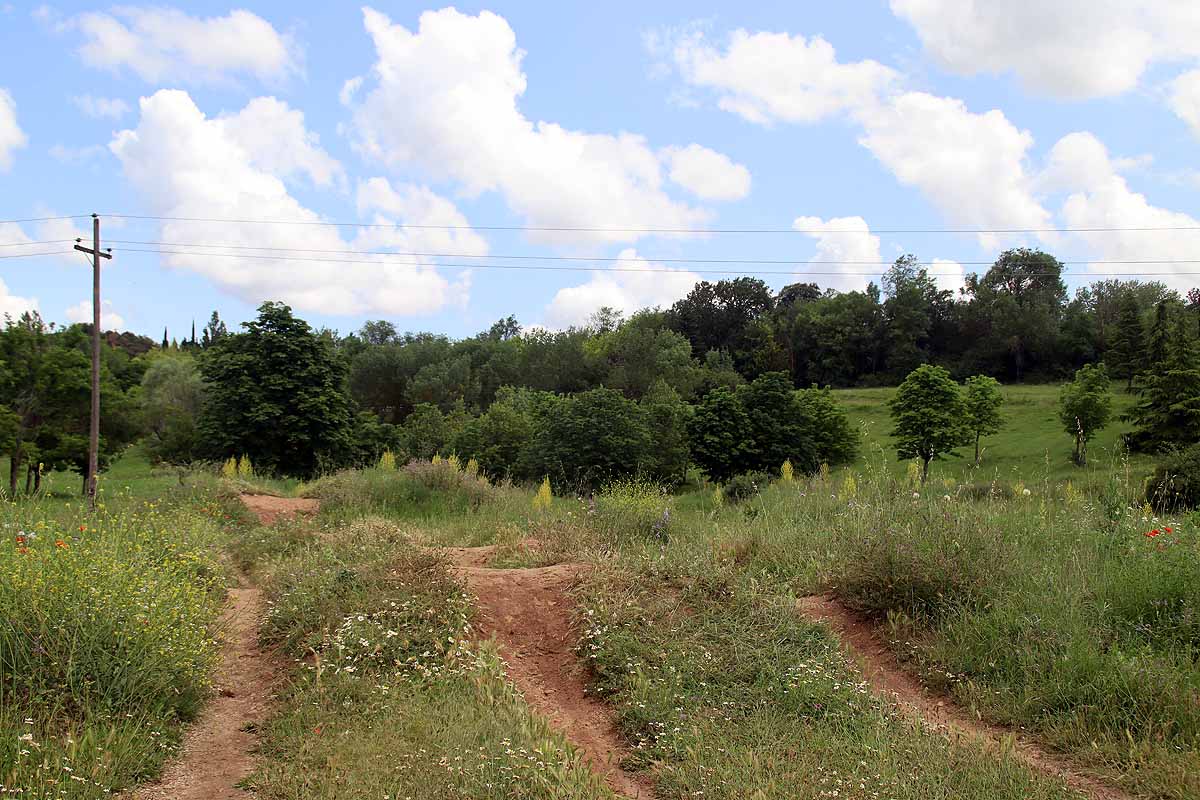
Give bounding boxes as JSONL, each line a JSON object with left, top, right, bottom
{"left": 834, "top": 383, "right": 1152, "bottom": 485}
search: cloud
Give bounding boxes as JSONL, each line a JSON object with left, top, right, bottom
{"left": 1169, "top": 69, "right": 1200, "bottom": 140}
{"left": 543, "top": 248, "right": 699, "bottom": 328}
{"left": 110, "top": 90, "right": 479, "bottom": 316}
{"left": 792, "top": 216, "right": 881, "bottom": 293}
{"left": 65, "top": 7, "right": 298, "bottom": 85}
{"left": 0, "top": 277, "right": 38, "bottom": 321}
{"left": 662, "top": 144, "right": 751, "bottom": 201}
{"left": 1045, "top": 131, "right": 1200, "bottom": 292}
{"left": 218, "top": 97, "right": 344, "bottom": 188}
{"left": 929, "top": 258, "right": 966, "bottom": 295}
{"left": 890, "top": 0, "right": 1200, "bottom": 99}
{"left": 71, "top": 94, "right": 130, "bottom": 120}
{"left": 345, "top": 7, "right": 724, "bottom": 245}
{"left": 856, "top": 92, "right": 1051, "bottom": 245}
{"left": 66, "top": 299, "right": 124, "bottom": 329}
{"left": 49, "top": 143, "right": 108, "bottom": 163}
{"left": 660, "top": 26, "right": 1050, "bottom": 246}
{"left": 664, "top": 27, "right": 898, "bottom": 124}
{"left": 0, "top": 88, "right": 27, "bottom": 171}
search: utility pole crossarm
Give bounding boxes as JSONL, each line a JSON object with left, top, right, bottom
{"left": 73, "top": 243, "right": 112, "bottom": 259}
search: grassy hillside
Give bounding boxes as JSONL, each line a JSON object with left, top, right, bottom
{"left": 835, "top": 383, "right": 1152, "bottom": 486}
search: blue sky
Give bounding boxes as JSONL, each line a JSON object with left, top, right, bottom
{"left": 1, "top": 1, "right": 1199, "bottom": 339}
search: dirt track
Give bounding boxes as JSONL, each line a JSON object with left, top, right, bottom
{"left": 796, "top": 595, "right": 1132, "bottom": 800}
{"left": 450, "top": 546, "right": 655, "bottom": 799}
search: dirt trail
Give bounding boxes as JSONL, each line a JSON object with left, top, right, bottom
{"left": 238, "top": 494, "right": 319, "bottom": 526}
{"left": 133, "top": 586, "right": 273, "bottom": 800}
{"left": 796, "top": 595, "right": 1132, "bottom": 800}
{"left": 449, "top": 546, "right": 654, "bottom": 799}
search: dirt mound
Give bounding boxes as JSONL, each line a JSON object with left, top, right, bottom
{"left": 133, "top": 587, "right": 275, "bottom": 799}
{"left": 451, "top": 548, "right": 654, "bottom": 799}
{"left": 239, "top": 494, "right": 319, "bottom": 526}
{"left": 796, "top": 595, "right": 1131, "bottom": 800}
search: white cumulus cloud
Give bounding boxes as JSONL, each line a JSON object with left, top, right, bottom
{"left": 218, "top": 97, "right": 344, "bottom": 188}
{"left": 890, "top": 0, "right": 1200, "bottom": 99}
{"left": 662, "top": 144, "right": 751, "bottom": 201}
{"left": 0, "top": 276, "right": 38, "bottom": 321}
{"left": 929, "top": 258, "right": 966, "bottom": 295}
{"left": 1045, "top": 131, "right": 1200, "bottom": 293}
{"left": 0, "top": 88, "right": 27, "bottom": 171}
{"left": 1169, "top": 69, "right": 1200, "bottom": 140}
{"left": 345, "top": 7, "right": 723, "bottom": 245}
{"left": 544, "top": 248, "right": 700, "bottom": 329}
{"left": 71, "top": 94, "right": 130, "bottom": 120}
{"left": 66, "top": 7, "right": 298, "bottom": 85}
{"left": 665, "top": 27, "right": 898, "bottom": 124}
{"left": 792, "top": 216, "right": 881, "bottom": 293}
{"left": 110, "top": 90, "right": 479, "bottom": 316}
{"left": 66, "top": 299, "right": 124, "bottom": 330}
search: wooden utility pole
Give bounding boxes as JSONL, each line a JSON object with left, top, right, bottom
{"left": 74, "top": 214, "right": 112, "bottom": 510}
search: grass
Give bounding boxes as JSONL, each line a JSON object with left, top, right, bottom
{"left": 0, "top": 473, "right": 239, "bottom": 799}
{"left": 835, "top": 383, "right": 1152, "bottom": 486}
{"left": 239, "top": 516, "right": 616, "bottom": 799}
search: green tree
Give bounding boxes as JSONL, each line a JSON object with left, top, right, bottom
{"left": 741, "top": 371, "right": 817, "bottom": 474}
{"left": 200, "top": 311, "right": 228, "bottom": 348}
{"left": 1106, "top": 294, "right": 1145, "bottom": 390}
{"left": 641, "top": 380, "right": 692, "bottom": 484}
{"left": 197, "top": 302, "right": 355, "bottom": 478}
{"left": 889, "top": 364, "right": 969, "bottom": 483}
{"left": 401, "top": 403, "right": 450, "bottom": 460}
{"left": 1125, "top": 315, "right": 1200, "bottom": 453}
{"left": 796, "top": 385, "right": 860, "bottom": 467}
{"left": 962, "top": 375, "right": 1004, "bottom": 464}
{"left": 1058, "top": 363, "right": 1112, "bottom": 466}
{"left": 140, "top": 353, "right": 205, "bottom": 464}
{"left": 686, "top": 387, "right": 750, "bottom": 483}
{"left": 452, "top": 399, "right": 536, "bottom": 480}
{"left": 520, "top": 388, "right": 652, "bottom": 491}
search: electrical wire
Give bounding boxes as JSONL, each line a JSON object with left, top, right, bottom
{"left": 100, "top": 213, "right": 1200, "bottom": 236}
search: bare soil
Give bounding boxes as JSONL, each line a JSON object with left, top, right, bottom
{"left": 449, "top": 546, "right": 655, "bottom": 799}
{"left": 796, "top": 594, "right": 1132, "bottom": 800}
{"left": 133, "top": 586, "right": 274, "bottom": 800}
{"left": 238, "top": 494, "right": 319, "bottom": 526}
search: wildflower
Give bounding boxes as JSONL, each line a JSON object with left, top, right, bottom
{"left": 1022, "top": 488, "right": 1031, "bottom": 497}
{"left": 78, "top": 524, "right": 86, "bottom": 532}
{"left": 1145, "top": 529, "right": 1161, "bottom": 538}
{"left": 911, "top": 491, "right": 920, "bottom": 500}
{"left": 55, "top": 539, "right": 67, "bottom": 549}
{"left": 17, "top": 547, "right": 28, "bottom": 554}
{"left": 943, "top": 495, "right": 951, "bottom": 501}
{"left": 15, "top": 535, "right": 25, "bottom": 545}
{"left": 1165, "top": 527, "right": 1174, "bottom": 533}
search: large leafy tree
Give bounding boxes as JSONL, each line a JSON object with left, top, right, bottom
{"left": 686, "top": 387, "right": 751, "bottom": 483}
{"left": 889, "top": 364, "right": 969, "bottom": 482}
{"left": 198, "top": 302, "right": 355, "bottom": 478}
{"left": 140, "top": 352, "right": 204, "bottom": 464}
{"left": 667, "top": 277, "right": 774, "bottom": 367}
{"left": 962, "top": 375, "right": 1005, "bottom": 464}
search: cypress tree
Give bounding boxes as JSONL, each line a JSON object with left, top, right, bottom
{"left": 1106, "top": 294, "right": 1144, "bottom": 391}
{"left": 1126, "top": 314, "right": 1200, "bottom": 452}
{"left": 161, "top": 327, "right": 168, "bottom": 350}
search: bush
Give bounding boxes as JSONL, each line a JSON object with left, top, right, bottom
{"left": 591, "top": 478, "right": 672, "bottom": 543}
{"left": 1146, "top": 443, "right": 1200, "bottom": 511}
{"left": 723, "top": 471, "right": 773, "bottom": 504}
{"left": 302, "top": 460, "right": 496, "bottom": 519}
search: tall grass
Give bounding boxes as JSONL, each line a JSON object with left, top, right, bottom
{"left": 0, "top": 486, "right": 231, "bottom": 798}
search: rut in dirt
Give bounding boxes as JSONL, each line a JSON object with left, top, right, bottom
{"left": 448, "top": 546, "right": 655, "bottom": 800}
{"left": 133, "top": 495, "right": 313, "bottom": 799}
{"left": 797, "top": 595, "right": 1133, "bottom": 800}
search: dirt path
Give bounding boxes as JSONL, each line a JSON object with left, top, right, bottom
{"left": 449, "top": 546, "right": 655, "bottom": 799}
{"left": 133, "top": 586, "right": 273, "bottom": 800}
{"left": 238, "top": 494, "right": 319, "bottom": 526}
{"left": 796, "top": 595, "right": 1132, "bottom": 800}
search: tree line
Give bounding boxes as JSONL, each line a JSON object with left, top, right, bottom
{"left": 3, "top": 246, "right": 1199, "bottom": 496}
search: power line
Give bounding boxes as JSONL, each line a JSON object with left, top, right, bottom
{"left": 100, "top": 212, "right": 1200, "bottom": 235}
{"left": 0, "top": 215, "right": 89, "bottom": 226}
{"left": 108, "top": 245, "right": 1200, "bottom": 278}
{"left": 103, "top": 238, "right": 1200, "bottom": 267}
{"left": 0, "top": 250, "right": 75, "bottom": 260}
{"left": 0, "top": 239, "right": 75, "bottom": 248}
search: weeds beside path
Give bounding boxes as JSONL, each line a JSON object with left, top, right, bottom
{"left": 450, "top": 546, "right": 655, "bottom": 799}
{"left": 796, "top": 595, "right": 1133, "bottom": 800}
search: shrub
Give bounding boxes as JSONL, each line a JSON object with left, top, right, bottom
{"left": 592, "top": 478, "right": 672, "bottom": 543}
{"left": 1145, "top": 443, "right": 1200, "bottom": 511}
{"left": 302, "top": 461, "right": 496, "bottom": 518}
{"left": 723, "top": 471, "right": 772, "bottom": 504}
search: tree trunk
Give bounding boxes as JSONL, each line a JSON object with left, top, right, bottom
{"left": 8, "top": 444, "right": 21, "bottom": 497}
{"left": 24, "top": 465, "right": 32, "bottom": 494}
{"left": 33, "top": 467, "right": 41, "bottom": 493}
{"left": 921, "top": 455, "right": 931, "bottom": 484}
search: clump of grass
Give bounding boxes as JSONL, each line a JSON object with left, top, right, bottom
{"left": 0, "top": 487, "right": 230, "bottom": 797}
{"left": 302, "top": 461, "right": 497, "bottom": 521}
{"left": 591, "top": 478, "right": 672, "bottom": 543}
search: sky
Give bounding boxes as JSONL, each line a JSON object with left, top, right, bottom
{"left": 1, "top": 1, "right": 1199, "bottom": 340}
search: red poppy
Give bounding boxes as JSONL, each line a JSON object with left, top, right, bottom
{"left": 15, "top": 535, "right": 25, "bottom": 545}
{"left": 1144, "top": 530, "right": 1160, "bottom": 538}
{"left": 1165, "top": 527, "right": 1173, "bottom": 534}
{"left": 313, "top": 726, "right": 322, "bottom": 734}
{"left": 17, "top": 547, "right": 28, "bottom": 555}
{"left": 78, "top": 525, "right": 86, "bottom": 532}
{"left": 55, "top": 540, "right": 67, "bottom": 549}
